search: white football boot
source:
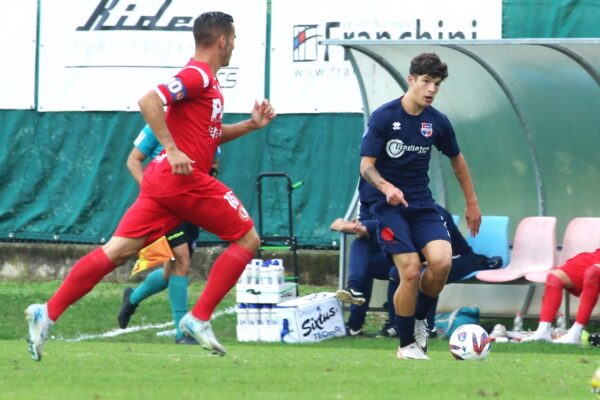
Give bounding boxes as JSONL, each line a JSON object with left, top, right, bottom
{"left": 414, "top": 319, "right": 428, "bottom": 353}
{"left": 25, "top": 303, "right": 53, "bottom": 361}
{"left": 179, "top": 312, "right": 226, "bottom": 356}
{"left": 396, "top": 342, "right": 430, "bottom": 360}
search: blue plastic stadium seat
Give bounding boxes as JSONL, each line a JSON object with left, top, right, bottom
{"left": 452, "top": 214, "right": 459, "bottom": 226}
{"left": 460, "top": 216, "right": 510, "bottom": 280}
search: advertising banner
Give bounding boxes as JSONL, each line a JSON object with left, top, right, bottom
{"left": 38, "top": 0, "right": 266, "bottom": 112}
{"left": 270, "top": 0, "right": 502, "bottom": 113}
{"left": 0, "top": 0, "right": 37, "bottom": 110}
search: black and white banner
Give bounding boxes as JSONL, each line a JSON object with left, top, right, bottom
{"left": 38, "top": 0, "right": 266, "bottom": 112}
{"left": 270, "top": 0, "right": 502, "bottom": 113}
{"left": 0, "top": 0, "right": 37, "bottom": 110}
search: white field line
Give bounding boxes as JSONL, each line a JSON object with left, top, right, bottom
{"left": 65, "top": 306, "right": 237, "bottom": 342}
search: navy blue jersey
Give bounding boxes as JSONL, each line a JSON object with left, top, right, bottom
{"left": 359, "top": 97, "right": 460, "bottom": 204}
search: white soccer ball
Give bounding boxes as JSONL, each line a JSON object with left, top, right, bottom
{"left": 449, "top": 324, "right": 492, "bottom": 361}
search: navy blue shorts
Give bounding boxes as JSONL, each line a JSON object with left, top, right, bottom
{"left": 369, "top": 201, "right": 450, "bottom": 255}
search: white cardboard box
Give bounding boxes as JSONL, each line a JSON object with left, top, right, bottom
{"left": 275, "top": 292, "right": 346, "bottom": 343}
{"left": 236, "top": 282, "right": 297, "bottom": 304}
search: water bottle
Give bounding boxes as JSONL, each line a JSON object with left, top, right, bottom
{"left": 270, "top": 259, "right": 285, "bottom": 287}
{"left": 237, "top": 264, "right": 249, "bottom": 289}
{"left": 270, "top": 305, "right": 278, "bottom": 326}
{"left": 248, "top": 259, "right": 262, "bottom": 287}
{"left": 247, "top": 304, "right": 260, "bottom": 341}
{"left": 261, "top": 260, "right": 272, "bottom": 287}
{"left": 236, "top": 303, "right": 248, "bottom": 326}
{"left": 513, "top": 312, "right": 523, "bottom": 332}
{"left": 262, "top": 304, "right": 273, "bottom": 325}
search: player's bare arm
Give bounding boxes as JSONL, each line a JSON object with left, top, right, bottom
{"left": 450, "top": 153, "right": 481, "bottom": 236}
{"left": 138, "top": 90, "right": 195, "bottom": 175}
{"left": 221, "top": 99, "right": 276, "bottom": 144}
{"left": 360, "top": 156, "right": 408, "bottom": 207}
{"left": 352, "top": 220, "right": 370, "bottom": 239}
{"left": 126, "top": 147, "right": 147, "bottom": 185}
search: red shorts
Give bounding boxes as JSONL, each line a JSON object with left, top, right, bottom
{"left": 558, "top": 249, "right": 600, "bottom": 296}
{"left": 114, "top": 173, "right": 253, "bottom": 246}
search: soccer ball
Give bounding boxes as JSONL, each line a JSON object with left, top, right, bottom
{"left": 449, "top": 324, "right": 492, "bottom": 361}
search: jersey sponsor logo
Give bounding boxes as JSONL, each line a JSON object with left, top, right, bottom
{"left": 209, "top": 125, "right": 222, "bottom": 140}
{"left": 211, "top": 98, "right": 223, "bottom": 121}
{"left": 385, "top": 139, "right": 430, "bottom": 158}
{"left": 421, "top": 122, "right": 433, "bottom": 137}
{"left": 166, "top": 77, "right": 186, "bottom": 101}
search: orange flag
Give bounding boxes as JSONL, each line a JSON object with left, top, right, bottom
{"left": 131, "top": 236, "right": 175, "bottom": 276}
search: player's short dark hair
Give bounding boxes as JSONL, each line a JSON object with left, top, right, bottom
{"left": 409, "top": 53, "right": 448, "bottom": 80}
{"left": 193, "top": 11, "right": 234, "bottom": 47}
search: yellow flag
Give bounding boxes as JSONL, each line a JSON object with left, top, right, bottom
{"left": 131, "top": 236, "right": 175, "bottom": 276}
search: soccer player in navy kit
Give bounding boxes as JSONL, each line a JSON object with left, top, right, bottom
{"left": 359, "top": 53, "right": 481, "bottom": 360}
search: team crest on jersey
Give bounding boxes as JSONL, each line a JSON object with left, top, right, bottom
{"left": 421, "top": 122, "right": 433, "bottom": 137}
{"left": 381, "top": 227, "right": 395, "bottom": 242}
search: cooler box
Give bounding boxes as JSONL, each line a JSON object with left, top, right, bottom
{"left": 275, "top": 292, "right": 346, "bottom": 343}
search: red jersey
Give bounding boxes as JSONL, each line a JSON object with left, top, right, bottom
{"left": 142, "top": 59, "right": 223, "bottom": 197}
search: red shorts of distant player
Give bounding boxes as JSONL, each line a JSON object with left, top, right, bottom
{"left": 558, "top": 249, "right": 600, "bottom": 296}
{"left": 114, "top": 173, "right": 253, "bottom": 246}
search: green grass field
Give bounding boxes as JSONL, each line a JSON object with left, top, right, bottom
{"left": 1, "top": 281, "right": 599, "bottom": 400}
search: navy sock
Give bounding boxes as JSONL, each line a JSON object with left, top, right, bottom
{"left": 396, "top": 315, "right": 415, "bottom": 347}
{"left": 387, "top": 279, "right": 399, "bottom": 323}
{"left": 426, "top": 298, "right": 438, "bottom": 331}
{"left": 415, "top": 291, "right": 437, "bottom": 320}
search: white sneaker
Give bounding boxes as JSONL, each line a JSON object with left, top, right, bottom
{"left": 335, "top": 288, "right": 366, "bottom": 305}
{"left": 414, "top": 319, "right": 428, "bottom": 353}
{"left": 396, "top": 342, "right": 430, "bottom": 360}
{"left": 521, "top": 328, "right": 552, "bottom": 342}
{"left": 490, "top": 324, "right": 508, "bottom": 339}
{"left": 179, "top": 313, "right": 226, "bottom": 356}
{"left": 25, "top": 304, "right": 53, "bottom": 361}
{"left": 553, "top": 331, "right": 582, "bottom": 345}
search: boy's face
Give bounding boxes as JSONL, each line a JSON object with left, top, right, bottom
{"left": 408, "top": 74, "right": 443, "bottom": 107}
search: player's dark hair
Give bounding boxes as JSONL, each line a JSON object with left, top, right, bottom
{"left": 193, "top": 11, "right": 234, "bottom": 47}
{"left": 409, "top": 53, "right": 448, "bottom": 80}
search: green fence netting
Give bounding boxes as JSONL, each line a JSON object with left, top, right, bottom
{"left": 0, "top": 110, "right": 363, "bottom": 246}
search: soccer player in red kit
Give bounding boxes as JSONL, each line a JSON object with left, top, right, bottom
{"left": 25, "top": 11, "right": 275, "bottom": 360}
{"left": 523, "top": 248, "right": 600, "bottom": 344}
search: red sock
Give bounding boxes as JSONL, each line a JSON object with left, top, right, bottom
{"left": 575, "top": 267, "right": 600, "bottom": 325}
{"left": 539, "top": 273, "right": 564, "bottom": 323}
{"left": 192, "top": 243, "right": 254, "bottom": 320}
{"left": 47, "top": 247, "right": 116, "bottom": 321}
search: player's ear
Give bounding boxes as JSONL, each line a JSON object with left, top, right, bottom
{"left": 218, "top": 35, "right": 226, "bottom": 48}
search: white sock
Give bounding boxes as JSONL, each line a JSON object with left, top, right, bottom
{"left": 568, "top": 322, "right": 584, "bottom": 337}
{"left": 538, "top": 321, "right": 551, "bottom": 333}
